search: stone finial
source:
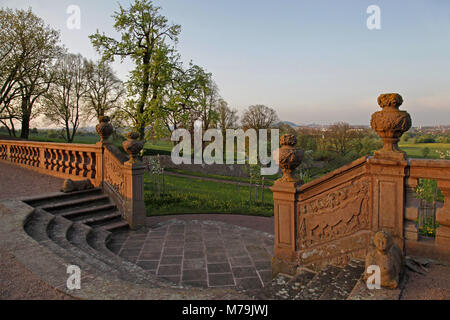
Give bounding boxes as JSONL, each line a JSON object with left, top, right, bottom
{"left": 273, "top": 134, "right": 304, "bottom": 183}
{"left": 364, "top": 231, "right": 405, "bottom": 289}
{"left": 96, "top": 116, "right": 114, "bottom": 143}
{"left": 370, "top": 93, "right": 412, "bottom": 160}
{"left": 122, "top": 132, "right": 144, "bottom": 164}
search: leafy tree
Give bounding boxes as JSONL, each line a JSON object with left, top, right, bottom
{"left": 0, "top": 8, "right": 60, "bottom": 139}
{"left": 90, "top": 0, "right": 181, "bottom": 140}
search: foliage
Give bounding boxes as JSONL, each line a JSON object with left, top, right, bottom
{"left": 144, "top": 173, "right": 273, "bottom": 216}
{"left": 90, "top": 0, "right": 181, "bottom": 140}
{"left": 415, "top": 179, "right": 444, "bottom": 203}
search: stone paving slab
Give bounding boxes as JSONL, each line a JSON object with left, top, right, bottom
{"left": 0, "top": 161, "right": 64, "bottom": 200}
{"left": 108, "top": 219, "right": 274, "bottom": 290}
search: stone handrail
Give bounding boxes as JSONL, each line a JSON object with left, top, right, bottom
{"left": 0, "top": 140, "right": 103, "bottom": 186}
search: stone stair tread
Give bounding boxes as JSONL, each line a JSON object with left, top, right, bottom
{"left": 61, "top": 203, "right": 117, "bottom": 219}
{"left": 24, "top": 188, "right": 103, "bottom": 207}
{"left": 75, "top": 211, "right": 122, "bottom": 225}
{"left": 24, "top": 209, "right": 55, "bottom": 242}
{"left": 100, "top": 220, "right": 129, "bottom": 232}
{"left": 319, "top": 260, "right": 366, "bottom": 300}
{"left": 48, "top": 216, "right": 124, "bottom": 278}
{"left": 295, "top": 265, "right": 343, "bottom": 300}
{"left": 41, "top": 194, "right": 110, "bottom": 212}
{"left": 253, "top": 269, "right": 317, "bottom": 300}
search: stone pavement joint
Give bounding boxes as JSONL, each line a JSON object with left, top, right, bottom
{"left": 109, "top": 219, "right": 274, "bottom": 290}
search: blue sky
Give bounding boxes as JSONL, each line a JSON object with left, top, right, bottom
{"left": 2, "top": 0, "right": 450, "bottom": 125}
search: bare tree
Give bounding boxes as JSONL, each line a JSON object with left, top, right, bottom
{"left": 241, "top": 104, "right": 279, "bottom": 131}
{"left": 84, "top": 60, "right": 125, "bottom": 120}
{"left": 42, "top": 53, "right": 88, "bottom": 143}
{"left": 325, "top": 122, "right": 361, "bottom": 155}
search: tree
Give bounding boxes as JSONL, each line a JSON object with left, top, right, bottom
{"left": 241, "top": 104, "right": 279, "bottom": 131}
{"left": 0, "top": 8, "right": 60, "bottom": 139}
{"left": 84, "top": 60, "right": 125, "bottom": 120}
{"left": 214, "top": 99, "right": 238, "bottom": 152}
{"left": 90, "top": 0, "right": 181, "bottom": 140}
{"left": 42, "top": 53, "right": 88, "bottom": 143}
{"left": 325, "top": 122, "right": 360, "bottom": 155}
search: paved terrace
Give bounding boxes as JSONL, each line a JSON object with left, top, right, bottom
{"left": 1, "top": 161, "right": 449, "bottom": 300}
{"left": 0, "top": 162, "right": 65, "bottom": 200}
{"left": 0, "top": 162, "right": 275, "bottom": 294}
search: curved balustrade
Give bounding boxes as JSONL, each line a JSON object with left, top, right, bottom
{"left": 0, "top": 140, "right": 102, "bottom": 186}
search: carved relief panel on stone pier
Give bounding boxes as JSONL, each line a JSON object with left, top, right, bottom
{"left": 298, "top": 178, "right": 371, "bottom": 249}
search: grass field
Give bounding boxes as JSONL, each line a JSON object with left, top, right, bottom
{"left": 143, "top": 172, "right": 273, "bottom": 216}
{"left": 27, "top": 132, "right": 99, "bottom": 144}
{"left": 399, "top": 143, "right": 450, "bottom": 159}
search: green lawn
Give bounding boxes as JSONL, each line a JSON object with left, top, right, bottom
{"left": 27, "top": 132, "right": 99, "bottom": 144}
{"left": 399, "top": 143, "right": 450, "bottom": 159}
{"left": 144, "top": 172, "right": 273, "bottom": 216}
{"left": 165, "top": 168, "right": 279, "bottom": 186}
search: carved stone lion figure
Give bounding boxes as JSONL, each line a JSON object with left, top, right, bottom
{"left": 61, "top": 179, "right": 94, "bottom": 193}
{"left": 364, "top": 231, "right": 405, "bottom": 289}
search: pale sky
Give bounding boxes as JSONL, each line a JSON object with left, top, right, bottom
{"left": 2, "top": 0, "right": 450, "bottom": 126}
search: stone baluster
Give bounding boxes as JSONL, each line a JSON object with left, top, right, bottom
{"left": 271, "top": 134, "right": 304, "bottom": 276}
{"left": 436, "top": 181, "right": 450, "bottom": 246}
{"left": 404, "top": 177, "right": 419, "bottom": 241}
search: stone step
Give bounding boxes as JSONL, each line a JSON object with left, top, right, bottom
{"left": 292, "top": 265, "right": 344, "bottom": 300}
{"left": 47, "top": 215, "right": 123, "bottom": 279}
{"left": 319, "top": 260, "right": 365, "bottom": 300}
{"left": 24, "top": 188, "right": 103, "bottom": 207}
{"left": 77, "top": 211, "right": 122, "bottom": 227}
{"left": 41, "top": 195, "right": 111, "bottom": 214}
{"left": 100, "top": 220, "right": 129, "bottom": 232}
{"left": 68, "top": 222, "right": 166, "bottom": 286}
{"left": 24, "top": 209, "right": 55, "bottom": 243}
{"left": 254, "top": 269, "right": 317, "bottom": 300}
{"left": 61, "top": 203, "right": 117, "bottom": 220}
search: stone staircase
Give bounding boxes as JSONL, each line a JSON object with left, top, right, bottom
{"left": 249, "top": 260, "right": 366, "bottom": 300}
{"left": 22, "top": 189, "right": 173, "bottom": 288}
{"left": 21, "top": 189, "right": 377, "bottom": 299}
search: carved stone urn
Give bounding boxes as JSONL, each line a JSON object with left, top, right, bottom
{"left": 122, "top": 132, "right": 144, "bottom": 164}
{"left": 371, "top": 93, "right": 412, "bottom": 160}
{"left": 96, "top": 116, "right": 114, "bottom": 143}
{"left": 273, "top": 134, "right": 304, "bottom": 183}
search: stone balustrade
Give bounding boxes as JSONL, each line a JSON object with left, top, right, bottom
{"left": 272, "top": 93, "right": 450, "bottom": 276}
{"left": 0, "top": 117, "right": 146, "bottom": 229}
{"left": 0, "top": 140, "right": 103, "bottom": 186}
